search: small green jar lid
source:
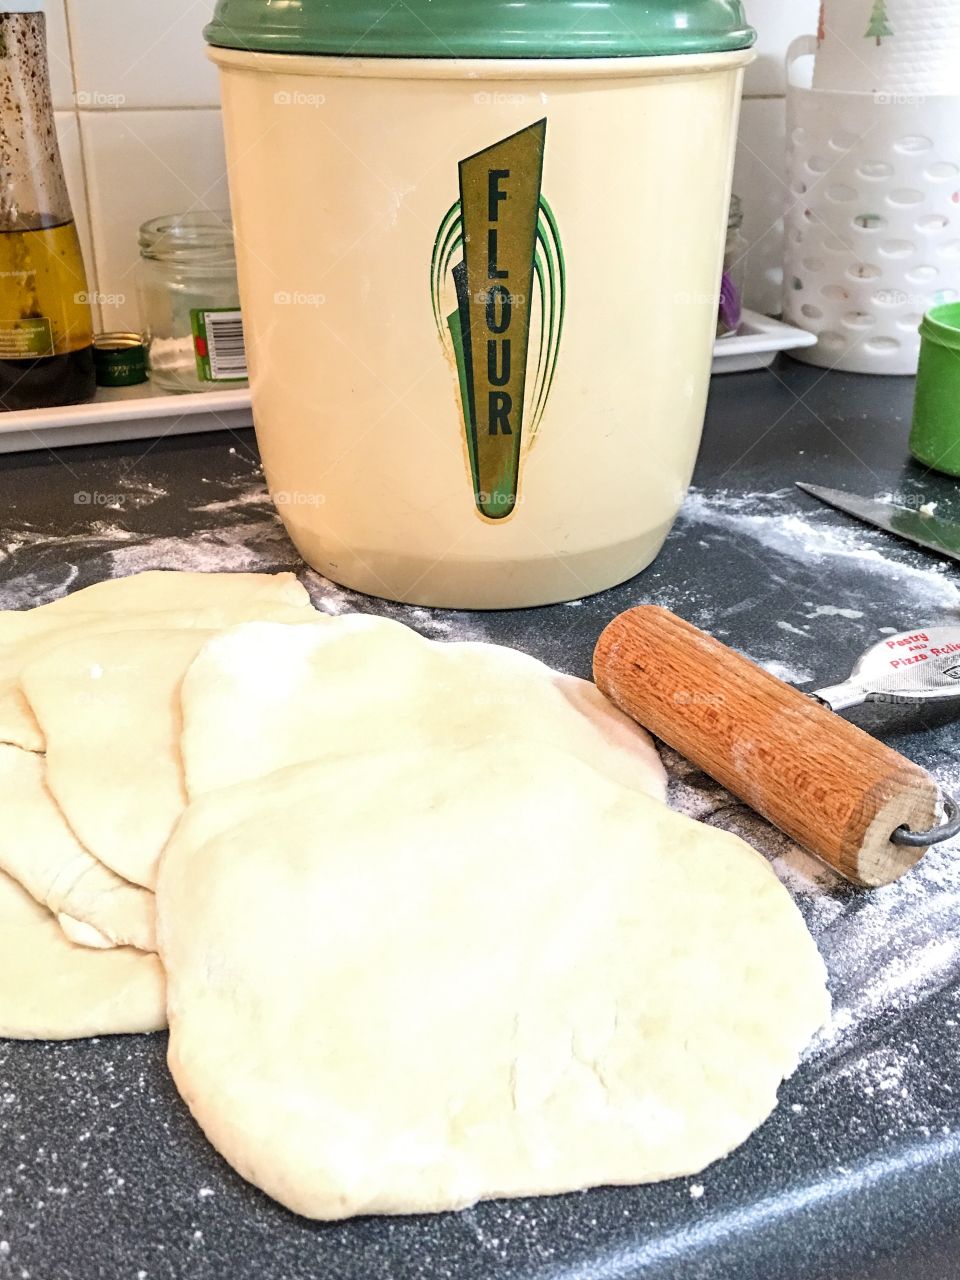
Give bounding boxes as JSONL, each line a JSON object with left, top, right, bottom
{"left": 920, "top": 302, "right": 960, "bottom": 352}
{"left": 204, "top": 0, "right": 755, "bottom": 60}
{"left": 93, "top": 332, "right": 148, "bottom": 388}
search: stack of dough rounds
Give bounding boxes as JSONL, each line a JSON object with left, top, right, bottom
{"left": 0, "top": 744, "right": 155, "bottom": 950}
{"left": 0, "top": 570, "right": 317, "bottom": 1036}
{"left": 0, "top": 568, "right": 313, "bottom": 752}
{"left": 0, "top": 870, "right": 164, "bottom": 1039}
{"left": 0, "top": 569, "right": 831, "bottom": 1220}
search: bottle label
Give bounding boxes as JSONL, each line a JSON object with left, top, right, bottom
{"left": 0, "top": 317, "right": 54, "bottom": 359}
{"left": 191, "top": 308, "right": 248, "bottom": 383}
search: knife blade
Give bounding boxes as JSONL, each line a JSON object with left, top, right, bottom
{"left": 796, "top": 483, "right": 960, "bottom": 565}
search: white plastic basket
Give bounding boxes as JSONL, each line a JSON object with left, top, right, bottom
{"left": 814, "top": 0, "right": 960, "bottom": 97}
{"left": 783, "top": 35, "right": 960, "bottom": 375}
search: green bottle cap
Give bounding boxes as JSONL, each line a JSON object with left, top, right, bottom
{"left": 93, "top": 332, "right": 148, "bottom": 388}
{"left": 909, "top": 303, "right": 960, "bottom": 477}
{"left": 205, "top": 0, "right": 755, "bottom": 60}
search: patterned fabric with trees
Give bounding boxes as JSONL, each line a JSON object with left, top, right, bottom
{"left": 865, "top": 0, "right": 892, "bottom": 46}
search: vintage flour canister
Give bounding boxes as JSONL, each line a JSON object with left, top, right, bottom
{"left": 205, "top": 0, "right": 755, "bottom": 608}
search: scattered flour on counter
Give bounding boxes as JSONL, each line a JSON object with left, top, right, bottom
{"left": 680, "top": 489, "right": 960, "bottom": 610}
{"left": 778, "top": 621, "right": 810, "bottom": 638}
{"left": 0, "top": 493, "right": 498, "bottom": 648}
{"left": 115, "top": 477, "right": 169, "bottom": 509}
{"left": 0, "top": 524, "right": 141, "bottom": 608}
{"left": 406, "top": 606, "right": 458, "bottom": 636}
{"left": 103, "top": 524, "right": 292, "bottom": 576}
{"left": 190, "top": 488, "right": 274, "bottom": 515}
{"left": 304, "top": 576, "right": 356, "bottom": 616}
{"left": 804, "top": 605, "right": 864, "bottom": 620}
{"left": 300, "top": 574, "right": 478, "bottom": 638}
{"left": 759, "top": 659, "right": 815, "bottom": 685}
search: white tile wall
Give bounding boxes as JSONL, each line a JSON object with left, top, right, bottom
{"left": 743, "top": 0, "right": 820, "bottom": 97}
{"left": 79, "top": 109, "right": 230, "bottom": 330}
{"left": 44, "top": 0, "right": 75, "bottom": 110}
{"left": 66, "top": 0, "right": 220, "bottom": 110}
{"left": 43, "top": 0, "right": 815, "bottom": 330}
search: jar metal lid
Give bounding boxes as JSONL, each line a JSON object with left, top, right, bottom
{"left": 93, "top": 332, "right": 148, "bottom": 387}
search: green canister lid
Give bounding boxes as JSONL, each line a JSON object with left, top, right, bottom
{"left": 204, "top": 0, "right": 755, "bottom": 60}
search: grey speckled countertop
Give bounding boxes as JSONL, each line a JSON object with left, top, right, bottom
{"left": 1, "top": 359, "right": 960, "bottom": 1280}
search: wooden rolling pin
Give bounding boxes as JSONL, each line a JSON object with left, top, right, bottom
{"left": 594, "top": 606, "right": 943, "bottom": 888}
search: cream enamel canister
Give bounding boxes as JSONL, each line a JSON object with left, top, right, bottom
{"left": 205, "top": 0, "right": 755, "bottom": 608}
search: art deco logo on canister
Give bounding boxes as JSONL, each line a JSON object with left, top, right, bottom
{"left": 432, "top": 119, "right": 565, "bottom": 521}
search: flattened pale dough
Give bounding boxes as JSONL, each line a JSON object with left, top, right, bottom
{"left": 38, "top": 569, "right": 309, "bottom": 617}
{"left": 0, "top": 571, "right": 311, "bottom": 751}
{"left": 0, "top": 744, "right": 155, "bottom": 950}
{"left": 20, "top": 607, "right": 323, "bottom": 889}
{"left": 21, "top": 630, "right": 214, "bottom": 890}
{"left": 158, "top": 743, "right": 829, "bottom": 1221}
{"left": 0, "top": 868, "right": 165, "bottom": 1040}
{"left": 181, "top": 615, "right": 666, "bottom": 802}
{"left": 58, "top": 913, "right": 115, "bottom": 949}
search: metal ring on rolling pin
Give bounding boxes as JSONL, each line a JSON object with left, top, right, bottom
{"left": 891, "top": 792, "right": 960, "bottom": 848}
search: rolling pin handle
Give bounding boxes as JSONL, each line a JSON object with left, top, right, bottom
{"left": 891, "top": 792, "right": 960, "bottom": 848}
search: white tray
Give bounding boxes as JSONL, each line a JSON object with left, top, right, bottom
{"left": 0, "top": 313, "right": 814, "bottom": 454}
{"left": 713, "top": 309, "right": 817, "bottom": 375}
{"left": 0, "top": 381, "right": 253, "bottom": 454}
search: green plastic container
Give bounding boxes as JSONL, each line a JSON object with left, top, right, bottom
{"left": 204, "top": 0, "right": 755, "bottom": 59}
{"left": 910, "top": 303, "right": 960, "bottom": 477}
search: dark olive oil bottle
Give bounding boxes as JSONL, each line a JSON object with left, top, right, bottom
{"left": 0, "top": 5, "right": 95, "bottom": 410}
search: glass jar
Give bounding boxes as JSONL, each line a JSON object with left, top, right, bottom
{"left": 137, "top": 211, "right": 248, "bottom": 394}
{"left": 717, "top": 193, "right": 747, "bottom": 338}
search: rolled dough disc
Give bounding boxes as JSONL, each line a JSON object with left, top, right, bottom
{"left": 158, "top": 742, "right": 829, "bottom": 1221}
{"left": 0, "top": 744, "right": 155, "bottom": 950}
{"left": 36, "top": 569, "right": 309, "bottom": 618}
{"left": 180, "top": 615, "right": 666, "bottom": 802}
{"left": 0, "top": 868, "right": 165, "bottom": 1040}
{"left": 19, "top": 607, "right": 324, "bottom": 890}
{"left": 0, "top": 570, "right": 312, "bottom": 752}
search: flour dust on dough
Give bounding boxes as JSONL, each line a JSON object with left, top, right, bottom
{"left": 0, "top": 868, "right": 165, "bottom": 1039}
{"left": 180, "top": 615, "right": 666, "bottom": 802}
{"left": 158, "top": 742, "right": 829, "bottom": 1221}
{"left": 0, "top": 744, "right": 155, "bottom": 950}
{"left": 0, "top": 570, "right": 311, "bottom": 751}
